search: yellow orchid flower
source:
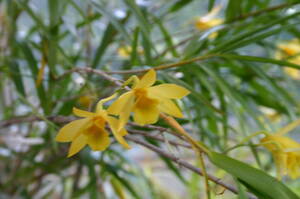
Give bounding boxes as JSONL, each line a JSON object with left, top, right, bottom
{"left": 194, "top": 4, "right": 223, "bottom": 39}
{"left": 260, "top": 135, "right": 300, "bottom": 179}
{"left": 117, "top": 45, "right": 144, "bottom": 58}
{"left": 55, "top": 94, "right": 130, "bottom": 157}
{"left": 275, "top": 39, "right": 300, "bottom": 80}
{"left": 195, "top": 18, "right": 223, "bottom": 31}
{"left": 260, "top": 119, "right": 300, "bottom": 179}
{"left": 108, "top": 69, "right": 190, "bottom": 127}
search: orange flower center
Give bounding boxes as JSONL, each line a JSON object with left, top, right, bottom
{"left": 134, "top": 88, "right": 159, "bottom": 109}
{"left": 281, "top": 47, "right": 297, "bottom": 56}
{"left": 92, "top": 116, "right": 106, "bottom": 126}
{"left": 83, "top": 116, "right": 106, "bottom": 136}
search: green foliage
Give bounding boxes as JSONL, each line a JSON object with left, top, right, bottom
{"left": 1, "top": 0, "right": 300, "bottom": 198}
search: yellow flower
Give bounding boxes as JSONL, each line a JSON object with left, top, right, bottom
{"left": 56, "top": 95, "right": 130, "bottom": 157}
{"left": 275, "top": 39, "right": 300, "bottom": 79}
{"left": 260, "top": 135, "right": 300, "bottom": 179}
{"left": 260, "top": 118, "right": 300, "bottom": 179}
{"left": 195, "top": 18, "right": 223, "bottom": 31}
{"left": 108, "top": 69, "right": 190, "bottom": 127}
{"left": 284, "top": 67, "right": 300, "bottom": 80}
{"left": 117, "top": 46, "right": 144, "bottom": 58}
{"left": 193, "top": 4, "right": 223, "bottom": 39}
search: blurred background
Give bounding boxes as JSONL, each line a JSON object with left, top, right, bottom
{"left": 1, "top": 0, "right": 300, "bottom": 198}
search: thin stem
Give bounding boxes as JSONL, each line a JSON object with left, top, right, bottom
{"left": 128, "top": 129, "right": 191, "bottom": 149}
{"left": 198, "top": 151, "right": 211, "bottom": 199}
{"left": 159, "top": 113, "right": 212, "bottom": 198}
{"left": 126, "top": 135, "right": 257, "bottom": 199}
{"left": 227, "top": 2, "right": 300, "bottom": 23}
{"left": 160, "top": 113, "right": 211, "bottom": 154}
{"left": 274, "top": 118, "right": 300, "bottom": 136}
{"left": 106, "top": 54, "right": 217, "bottom": 74}
{"left": 240, "top": 131, "right": 269, "bottom": 144}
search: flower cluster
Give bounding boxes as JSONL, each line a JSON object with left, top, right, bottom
{"left": 56, "top": 69, "right": 190, "bottom": 157}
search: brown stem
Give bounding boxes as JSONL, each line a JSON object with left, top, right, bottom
{"left": 126, "top": 135, "right": 257, "bottom": 199}
{"left": 227, "top": 2, "right": 299, "bottom": 23}
{"left": 128, "top": 129, "right": 191, "bottom": 149}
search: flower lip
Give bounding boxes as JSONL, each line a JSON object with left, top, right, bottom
{"left": 133, "top": 88, "right": 159, "bottom": 109}
{"left": 133, "top": 87, "right": 147, "bottom": 97}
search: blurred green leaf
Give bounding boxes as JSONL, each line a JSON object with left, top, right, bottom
{"left": 210, "top": 152, "right": 300, "bottom": 199}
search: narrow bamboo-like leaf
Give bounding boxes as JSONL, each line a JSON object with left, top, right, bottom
{"left": 145, "top": 138, "right": 187, "bottom": 184}
{"left": 92, "top": 1, "right": 131, "bottom": 43}
{"left": 18, "top": 42, "right": 48, "bottom": 113}
{"left": 105, "top": 163, "right": 142, "bottom": 199}
{"left": 141, "top": 33, "right": 153, "bottom": 65}
{"left": 110, "top": 177, "right": 126, "bottom": 199}
{"left": 130, "top": 27, "right": 141, "bottom": 66}
{"left": 208, "top": 0, "right": 216, "bottom": 11}
{"left": 124, "top": 0, "right": 157, "bottom": 60}
{"left": 154, "top": 17, "right": 179, "bottom": 57}
{"left": 124, "top": 0, "right": 150, "bottom": 33}
{"left": 91, "top": 23, "right": 117, "bottom": 69}
{"left": 234, "top": 178, "right": 248, "bottom": 199}
{"left": 222, "top": 22, "right": 300, "bottom": 53}
{"left": 168, "top": 0, "right": 193, "bottom": 13}
{"left": 218, "top": 54, "right": 300, "bottom": 70}
{"left": 159, "top": 155, "right": 187, "bottom": 184}
{"left": 9, "top": 62, "right": 26, "bottom": 97}
{"left": 200, "top": 64, "right": 264, "bottom": 128}
{"left": 209, "top": 152, "right": 300, "bottom": 199}
{"left": 17, "top": 1, "right": 48, "bottom": 32}
{"left": 225, "top": 0, "right": 242, "bottom": 21}
{"left": 211, "top": 12, "right": 300, "bottom": 53}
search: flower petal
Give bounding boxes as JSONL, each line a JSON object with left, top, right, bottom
{"left": 273, "top": 152, "right": 288, "bottom": 178}
{"left": 107, "top": 116, "right": 131, "bottom": 149}
{"left": 159, "top": 99, "right": 184, "bottom": 118}
{"left": 55, "top": 118, "right": 89, "bottom": 142}
{"left": 148, "top": 84, "right": 190, "bottom": 99}
{"left": 119, "top": 96, "right": 135, "bottom": 131}
{"left": 133, "top": 106, "right": 160, "bottom": 125}
{"left": 107, "top": 92, "right": 134, "bottom": 115}
{"left": 73, "top": 107, "right": 94, "bottom": 118}
{"left": 86, "top": 129, "right": 110, "bottom": 151}
{"left": 108, "top": 92, "right": 135, "bottom": 131}
{"left": 135, "top": 69, "right": 156, "bottom": 88}
{"left": 287, "top": 155, "right": 300, "bottom": 179}
{"left": 68, "top": 134, "right": 87, "bottom": 157}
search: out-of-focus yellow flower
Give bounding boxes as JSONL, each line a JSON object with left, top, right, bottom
{"left": 284, "top": 67, "right": 300, "bottom": 80}
{"left": 275, "top": 39, "right": 300, "bottom": 79}
{"left": 260, "top": 118, "right": 300, "bottom": 179}
{"left": 117, "top": 46, "right": 143, "bottom": 58}
{"left": 194, "top": 4, "right": 223, "bottom": 38}
{"left": 78, "top": 95, "right": 94, "bottom": 108}
{"left": 108, "top": 69, "right": 190, "bottom": 127}
{"left": 56, "top": 94, "right": 130, "bottom": 157}
{"left": 195, "top": 18, "right": 223, "bottom": 31}
{"left": 260, "top": 135, "right": 300, "bottom": 179}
